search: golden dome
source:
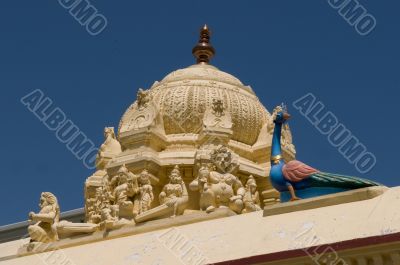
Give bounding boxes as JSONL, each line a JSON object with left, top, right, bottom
{"left": 119, "top": 63, "right": 270, "bottom": 146}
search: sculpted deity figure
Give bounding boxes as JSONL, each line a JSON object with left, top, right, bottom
{"left": 28, "top": 192, "right": 60, "bottom": 243}
{"left": 135, "top": 169, "right": 154, "bottom": 214}
{"left": 134, "top": 165, "right": 189, "bottom": 223}
{"left": 190, "top": 146, "right": 245, "bottom": 214}
{"left": 242, "top": 175, "right": 262, "bottom": 213}
{"left": 94, "top": 186, "right": 118, "bottom": 225}
{"left": 189, "top": 165, "right": 211, "bottom": 210}
{"left": 202, "top": 98, "right": 232, "bottom": 130}
{"left": 212, "top": 98, "right": 225, "bottom": 118}
{"left": 137, "top": 88, "right": 151, "bottom": 110}
{"left": 109, "top": 164, "right": 139, "bottom": 219}
{"left": 87, "top": 183, "right": 116, "bottom": 225}
{"left": 159, "top": 165, "right": 189, "bottom": 217}
{"left": 86, "top": 188, "right": 102, "bottom": 224}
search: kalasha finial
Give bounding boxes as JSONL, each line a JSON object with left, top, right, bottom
{"left": 192, "top": 25, "right": 216, "bottom": 64}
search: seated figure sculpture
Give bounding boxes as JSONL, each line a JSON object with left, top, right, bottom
{"left": 28, "top": 192, "right": 60, "bottom": 243}
{"left": 190, "top": 146, "right": 245, "bottom": 214}
{"left": 109, "top": 164, "right": 139, "bottom": 219}
{"left": 159, "top": 165, "right": 189, "bottom": 217}
{"left": 84, "top": 184, "right": 128, "bottom": 230}
{"left": 242, "top": 175, "right": 262, "bottom": 213}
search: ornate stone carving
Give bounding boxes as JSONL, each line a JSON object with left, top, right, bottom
{"left": 119, "top": 64, "right": 270, "bottom": 146}
{"left": 84, "top": 169, "right": 108, "bottom": 223}
{"left": 108, "top": 164, "right": 139, "bottom": 220}
{"left": 87, "top": 186, "right": 117, "bottom": 225}
{"left": 135, "top": 165, "right": 189, "bottom": 223}
{"left": 86, "top": 188, "right": 100, "bottom": 224}
{"left": 159, "top": 165, "right": 189, "bottom": 217}
{"left": 85, "top": 165, "right": 160, "bottom": 228}
{"left": 120, "top": 88, "right": 160, "bottom": 132}
{"left": 203, "top": 98, "right": 233, "bottom": 129}
{"left": 136, "top": 169, "right": 154, "bottom": 214}
{"left": 190, "top": 146, "right": 244, "bottom": 214}
{"left": 211, "top": 98, "right": 224, "bottom": 117}
{"left": 28, "top": 192, "right": 60, "bottom": 243}
{"left": 210, "top": 145, "right": 239, "bottom": 174}
{"left": 18, "top": 29, "right": 304, "bottom": 254}
{"left": 242, "top": 175, "right": 262, "bottom": 213}
{"left": 136, "top": 88, "right": 151, "bottom": 110}
{"left": 96, "top": 127, "right": 122, "bottom": 170}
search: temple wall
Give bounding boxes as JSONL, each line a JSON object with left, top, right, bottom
{"left": 1, "top": 186, "right": 400, "bottom": 265}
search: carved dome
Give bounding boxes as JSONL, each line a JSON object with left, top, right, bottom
{"left": 118, "top": 63, "right": 270, "bottom": 146}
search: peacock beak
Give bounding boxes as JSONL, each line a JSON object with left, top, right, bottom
{"left": 283, "top": 113, "right": 291, "bottom": 120}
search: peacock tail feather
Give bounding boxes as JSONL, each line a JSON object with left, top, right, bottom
{"left": 308, "top": 172, "right": 381, "bottom": 189}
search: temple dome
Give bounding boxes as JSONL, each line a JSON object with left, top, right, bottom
{"left": 118, "top": 63, "right": 270, "bottom": 146}
{"left": 161, "top": 63, "right": 243, "bottom": 87}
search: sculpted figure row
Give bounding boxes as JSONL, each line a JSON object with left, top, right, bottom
{"left": 86, "top": 165, "right": 155, "bottom": 228}
{"left": 28, "top": 146, "right": 261, "bottom": 243}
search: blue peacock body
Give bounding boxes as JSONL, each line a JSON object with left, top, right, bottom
{"left": 269, "top": 105, "right": 381, "bottom": 202}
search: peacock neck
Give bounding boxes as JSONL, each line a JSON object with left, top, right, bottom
{"left": 271, "top": 122, "right": 282, "bottom": 158}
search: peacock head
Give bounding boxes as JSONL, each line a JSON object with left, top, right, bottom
{"left": 272, "top": 104, "right": 291, "bottom": 124}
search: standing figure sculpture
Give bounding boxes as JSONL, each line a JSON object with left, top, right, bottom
{"left": 135, "top": 169, "right": 154, "bottom": 215}
{"left": 190, "top": 146, "right": 245, "bottom": 214}
{"left": 242, "top": 175, "right": 262, "bottom": 213}
{"left": 28, "top": 192, "right": 60, "bottom": 243}
{"left": 135, "top": 165, "right": 189, "bottom": 223}
{"left": 189, "top": 165, "right": 212, "bottom": 211}
{"left": 159, "top": 165, "right": 189, "bottom": 217}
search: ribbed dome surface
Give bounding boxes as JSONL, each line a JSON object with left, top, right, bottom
{"left": 119, "top": 64, "right": 270, "bottom": 146}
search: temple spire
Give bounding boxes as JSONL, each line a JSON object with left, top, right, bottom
{"left": 192, "top": 24, "right": 215, "bottom": 64}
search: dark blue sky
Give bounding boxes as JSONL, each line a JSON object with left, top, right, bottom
{"left": 1, "top": 1, "right": 399, "bottom": 225}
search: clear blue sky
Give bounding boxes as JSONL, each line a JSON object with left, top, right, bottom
{"left": 1, "top": 1, "right": 399, "bottom": 225}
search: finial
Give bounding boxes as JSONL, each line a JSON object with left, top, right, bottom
{"left": 192, "top": 24, "right": 216, "bottom": 64}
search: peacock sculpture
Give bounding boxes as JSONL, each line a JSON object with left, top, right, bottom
{"left": 269, "top": 105, "right": 381, "bottom": 202}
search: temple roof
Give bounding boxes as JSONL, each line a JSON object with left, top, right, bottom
{"left": 1, "top": 186, "right": 399, "bottom": 264}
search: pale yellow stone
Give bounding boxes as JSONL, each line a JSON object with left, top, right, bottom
{"left": 27, "top": 192, "right": 60, "bottom": 243}
{"left": 2, "top": 186, "right": 400, "bottom": 264}
{"left": 79, "top": 63, "right": 297, "bottom": 241}
{"left": 263, "top": 186, "right": 388, "bottom": 217}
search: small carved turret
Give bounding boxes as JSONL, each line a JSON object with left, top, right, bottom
{"left": 192, "top": 25, "right": 215, "bottom": 64}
